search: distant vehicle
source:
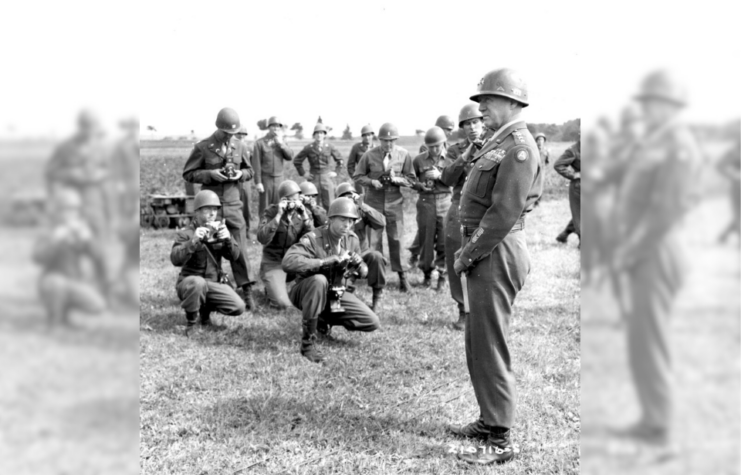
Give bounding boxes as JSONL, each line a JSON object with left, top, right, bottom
{"left": 141, "top": 194, "right": 195, "bottom": 229}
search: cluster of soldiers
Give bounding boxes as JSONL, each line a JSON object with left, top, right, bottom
{"left": 170, "top": 67, "right": 556, "bottom": 465}
{"left": 34, "top": 110, "right": 140, "bottom": 325}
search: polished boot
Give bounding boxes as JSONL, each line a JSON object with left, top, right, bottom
{"left": 301, "top": 319, "right": 324, "bottom": 363}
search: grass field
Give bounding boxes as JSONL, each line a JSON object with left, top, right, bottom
{"left": 139, "top": 139, "right": 581, "bottom": 474}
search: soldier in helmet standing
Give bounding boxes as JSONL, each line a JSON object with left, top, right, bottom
{"left": 253, "top": 116, "right": 295, "bottom": 216}
{"left": 282, "top": 197, "right": 381, "bottom": 363}
{"left": 293, "top": 123, "right": 344, "bottom": 210}
{"left": 347, "top": 125, "right": 375, "bottom": 194}
{"left": 170, "top": 190, "right": 246, "bottom": 330}
{"left": 352, "top": 122, "right": 416, "bottom": 292}
{"left": 439, "top": 103, "right": 486, "bottom": 330}
{"left": 450, "top": 68, "right": 543, "bottom": 465}
{"left": 183, "top": 108, "right": 257, "bottom": 309}
{"left": 257, "top": 180, "right": 314, "bottom": 310}
{"left": 336, "top": 182, "right": 388, "bottom": 312}
{"left": 411, "top": 126, "right": 452, "bottom": 288}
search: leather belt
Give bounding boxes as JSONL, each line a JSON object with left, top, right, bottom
{"left": 460, "top": 219, "right": 525, "bottom": 237}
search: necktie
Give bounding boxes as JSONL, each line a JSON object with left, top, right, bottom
{"left": 383, "top": 152, "right": 391, "bottom": 171}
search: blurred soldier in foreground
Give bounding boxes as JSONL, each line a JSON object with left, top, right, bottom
{"left": 183, "top": 108, "right": 257, "bottom": 309}
{"left": 716, "top": 132, "right": 740, "bottom": 244}
{"left": 450, "top": 68, "right": 542, "bottom": 465}
{"left": 253, "top": 116, "right": 295, "bottom": 215}
{"left": 411, "top": 114, "right": 456, "bottom": 265}
{"left": 282, "top": 198, "right": 381, "bottom": 363}
{"left": 353, "top": 122, "right": 415, "bottom": 292}
{"left": 336, "top": 182, "right": 388, "bottom": 312}
{"left": 440, "top": 103, "right": 485, "bottom": 330}
{"left": 411, "top": 126, "right": 452, "bottom": 289}
{"left": 294, "top": 123, "right": 344, "bottom": 209}
{"left": 235, "top": 126, "right": 253, "bottom": 236}
{"left": 171, "top": 190, "right": 245, "bottom": 330}
{"left": 596, "top": 70, "right": 701, "bottom": 451}
{"left": 257, "top": 180, "right": 314, "bottom": 309}
{"left": 347, "top": 125, "right": 375, "bottom": 194}
{"left": 554, "top": 135, "right": 582, "bottom": 244}
{"left": 299, "top": 180, "right": 328, "bottom": 228}
{"left": 33, "top": 188, "right": 108, "bottom": 326}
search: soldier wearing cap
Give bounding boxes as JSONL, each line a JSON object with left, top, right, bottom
{"left": 183, "top": 108, "right": 257, "bottom": 309}
{"left": 282, "top": 197, "right": 381, "bottom": 363}
{"left": 347, "top": 125, "right": 375, "bottom": 194}
{"left": 293, "top": 123, "right": 344, "bottom": 210}
{"left": 33, "top": 187, "right": 108, "bottom": 326}
{"left": 299, "top": 180, "right": 328, "bottom": 228}
{"left": 336, "top": 182, "right": 388, "bottom": 312}
{"left": 257, "top": 180, "right": 314, "bottom": 309}
{"left": 352, "top": 122, "right": 416, "bottom": 292}
{"left": 410, "top": 115, "right": 456, "bottom": 266}
{"left": 170, "top": 190, "right": 246, "bottom": 330}
{"left": 411, "top": 126, "right": 453, "bottom": 288}
{"left": 252, "top": 116, "right": 295, "bottom": 216}
{"left": 439, "top": 103, "right": 486, "bottom": 330}
{"left": 554, "top": 134, "right": 582, "bottom": 241}
{"left": 449, "top": 68, "right": 543, "bottom": 465}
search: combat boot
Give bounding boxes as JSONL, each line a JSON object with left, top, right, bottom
{"left": 555, "top": 230, "right": 569, "bottom": 243}
{"left": 199, "top": 304, "right": 213, "bottom": 327}
{"left": 301, "top": 319, "right": 325, "bottom": 363}
{"left": 371, "top": 287, "right": 383, "bottom": 313}
{"left": 457, "top": 429, "right": 515, "bottom": 465}
{"left": 422, "top": 272, "right": 432, "bottom": 287}
{"left": 185, "top": 311, "right": 199, "bottom": 328}
{"left": 398, "top": 272, "right": 409, "bottom": 292}
{"left": 452, "top": 307, "right": 466, "bottom": 331}
{"left": 241, "top": 284, "right": 255, "bottom": 311}
{"left": 317, "top": 316, "right": 333, "bottom": 340}
{"left": 449, "top": 417, "right": 492, "bottom": 440}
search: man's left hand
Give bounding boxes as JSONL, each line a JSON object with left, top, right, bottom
{"left": 216, "top": 225, "right": 230, "bottom": 241}
{"left": 229, "top": 169, "right": 243, "bottom": 181}
{"left": 453, "top": 258, "right": 467, "bottom": 276}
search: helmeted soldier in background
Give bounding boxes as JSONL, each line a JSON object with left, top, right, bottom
{"left": 336, "top": 182, "right": 388, "bottom": 312}
{"left": 257, "top": 180, "right": 314, "bottom": 310}
{"left": 347, "top": 124, "right": 375, "bottom": 194}
{"left": 252, "top": 116, "right": 295, "bottom": 216}
{"left": 282, "top": 197, "right": 381, "bottom": 363}
{"left": 534, "top": 133, "right": 550, "bottom": 166}
{"left": 411, "top": 126, "right": 452, "bottom": 288}
{"left": 183, "top": 107, "right": 257, "bottom": 309}
{"left": 299, "top": 180, "right": 327, "bottom": 228}
{"left": 294, "top": 123, "right": 344, "bottom": 210}
{"left": 33, "top": 187, "right": 108, "bottom": 326}
{"left": 450, "top": 68, "right": 542, "bottom": 465}
{"left": 439, "top": 103, "right": 485, "bottom": 330}
{"left": 352, "top": 122, "right": 416, "bottom": 292}
{"left": 170, "top": 190, "right": 246, "bottom": 331}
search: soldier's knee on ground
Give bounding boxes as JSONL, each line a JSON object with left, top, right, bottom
{"left": 182, "top": 275, "right": 209, "bottom": 293}
{"left": 222, "top": 300, "right": 246, "bottom": 316}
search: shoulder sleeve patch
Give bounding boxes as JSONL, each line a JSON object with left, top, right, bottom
{"left": 516, "top": 149, "right": 529, "bottom": 162}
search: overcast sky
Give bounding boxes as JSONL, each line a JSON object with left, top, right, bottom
{"left": 0, "top": 0, "right": 737, "bottom": 138}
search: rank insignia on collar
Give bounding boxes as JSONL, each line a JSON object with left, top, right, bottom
{"left": 512, "top": 131, "right": 526, "bottom": 144}
{"left": 483, "top": 149, "right": 506, "bottom": 162}
{"left": 516, "top": 150, "right": 529, "bottom": 162}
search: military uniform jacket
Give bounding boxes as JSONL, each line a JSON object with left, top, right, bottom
{"left": 171, "top": 222, "right": 240, "bottom": 284}
{"left": 282, "top": 226, "right": 363, "bottom": 285}
{"left": 458, "top": 120, "right": 542, "bottom": 268}
{"left": 183, "top": 132, "right": 254, "bottom": 205}
{"left": 412, "top": 151, "right": 453, "bottom": 195}
{"left": 294, "top": 142, "right": 344, "bottom": 176}
{"left": 307, "top": 204, "right": 328, "bottom": 228}
{"left": 354, "top": 196, "right": 386, "bottom": 252}
{"left": 554, "top": 141, "right": 581, "bottom": 180}
{"left": 347, "top": 142, "right": 372, "bottom": 178}
{"left": 440, "top": 138, "right": 476, "bottom": 202}
{"left": 257, "top": 204, "right": 314, "bottom": 265}
{"left": 352, "top": 145, "right": 415, "bottom": 205}
{"left": 252, "top": 133, "right": 295, "bottom": 183}
{"left": 33, "top": 222, "right": 103, "bottom": 279}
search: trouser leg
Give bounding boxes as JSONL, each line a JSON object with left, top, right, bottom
{"left": 176, "top": 276, "right": 209, "bottom": 313}
{"left": 205, "top": 281, "right": 246, "bottom": 316}
{"left": 290, "top": 274, "right": 329, "bottom": 322}
{"left": 570, "top": 180, "right": 581, "bottom": 236}
{"left": 221, "top": 203, "right": 256, "bottom": 287}
{"left": 386, "top": 218, "right": 403, "bottom": 273}
{"left": 260, "top": 261, "right": 293, "bottom": 309}
{"left": 444, "top": 204, "right": 463, "bottom": 307}
{"left": 363, "top": 250, "right": 386, "bottom": 289}
{"left": 323, "top": 291, "right": 380, "bottom": 332}
{"left": 417, "top": 197, "right": 436, "bottom": 273}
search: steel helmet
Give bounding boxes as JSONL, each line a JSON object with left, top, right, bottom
{"left": 424, "top": 126, "right": 447, "bottom": 146}
{"left": 434, "top": 115, "right": 455, "bottom": 130}
{"left": 313, "top": 123, "right": 328, "bottom": 135}
{"left": 194, "top": 190, "right": 222, "bottom": 210}
{"left": 236, "top": 126, "right": 249, "bottom": 136}
{"left": 470, "top": 68, "right": 529, "bottom": 107}
{"left": 215, "top": 108, "right": 241, "bottom": 134}
{"left": 327, "top": 197, "right": 359, "bottom": 219}
{"left": 299, "top": 181, "right": 318, "bottom": 196}
{"left": 634, "top": 70, "right": 687, "bottom": 106}
{"left": 360, "top": 124, "right": 375, "bottom": 136}
{"left": 458, "top": 103, "right": 483, "bottom": 127}
{"left": 336, "top": 182, "right": 355, "bottom": 197}
{"left": 278, "top": 180, "right": 301, "bottom": 198}
{"left": 268, "top": 116, "right": 283, "bottom": 127}
{"left": 534, "top": 132, "right": 547, "bottom": 142}
{"left": 378, "top": 123, "right": 399, "bottom": 140}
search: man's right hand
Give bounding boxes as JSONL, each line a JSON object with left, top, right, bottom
{"left": 210, "top": 170, "right": 228, "bottom": 182}
{"left": 371, "top": 179, "right": 383, "bottom": 189}
{"left": 277, "top": 200, "right": 288, "bottom": 214}
{"left": 191, "top": 227, "right": 208, "bottom": 244}
{"left": 321, "top": 255, "right": 343, "bottom": 268}
{"left": 256, "top": 183, "right": 265, "bottom": 193}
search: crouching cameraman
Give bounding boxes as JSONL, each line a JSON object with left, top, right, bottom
{"left": 282, "top": 197, "right": 380, "bottom": 363}
{"left": 171, "top": 190, "right": 245, "bottom": 330}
